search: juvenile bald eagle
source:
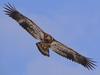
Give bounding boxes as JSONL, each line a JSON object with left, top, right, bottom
{"left": 4, "top": 3, "right": 96, "bottom": 70}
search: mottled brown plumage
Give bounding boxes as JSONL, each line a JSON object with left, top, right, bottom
{"left": 4, "top": 3, "right": 96, "bottom": 70}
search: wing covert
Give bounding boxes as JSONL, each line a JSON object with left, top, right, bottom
{"left": 4, "top": 3, "right": 45, "bottom": 40}
{"left": 50, "top": 40, "right": 96, "bottom": 70}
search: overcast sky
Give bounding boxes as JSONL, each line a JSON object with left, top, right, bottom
{"left": 0, "top": 0, "right": 100, "bottom": 75}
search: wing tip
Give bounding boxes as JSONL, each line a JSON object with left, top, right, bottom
{"left": 3, "top": 3, "right": 16, "bottom": 16}
{"left": 83, "top": 58, "right": 96, "bottom": 70}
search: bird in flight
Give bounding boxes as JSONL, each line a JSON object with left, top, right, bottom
{"left": 4, "top": 3, "right": 96, "bottom": 70}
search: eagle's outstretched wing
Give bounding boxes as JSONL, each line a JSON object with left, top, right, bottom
{"left": 50, "top": 40, "right": 96, "bottom": 70}
{"left": 4, "top": 3, "right": 96, "bottom": 70}
{"left": 4, "top": 3, "right": 45, "bottom": 40}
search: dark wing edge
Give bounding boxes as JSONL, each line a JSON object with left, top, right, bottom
{"left": 3, "top": 3, "right": 25, "bottom": 21}
{"left": 3, "top": 3, "right": 16, "bottom": 14}
{"left": 50, "top": 40, "right": 96, "bottom": 70}
{"left": 3, "top": 3, "right": 45, "bottom": 40}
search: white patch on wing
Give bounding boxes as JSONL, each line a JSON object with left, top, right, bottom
{"left": 18, "top": 19, "right": 25, "bottom": 24}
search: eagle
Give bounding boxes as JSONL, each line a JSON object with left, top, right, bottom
{"left": 4, "top": 3, "right": 96, "bottom": 70}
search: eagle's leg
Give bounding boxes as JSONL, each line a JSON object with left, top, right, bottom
{"left": 36, "top": 42, "right": 50, "bottom": 57}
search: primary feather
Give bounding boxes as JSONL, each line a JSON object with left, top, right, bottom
{"left": 4, "top": 3, "right": 96, "bottom": 70}
{"left": 50, "top": 40, "right": 96, "bottom": 70}
{"left": 4, "top": 3, "right": 45, "bottom": 41}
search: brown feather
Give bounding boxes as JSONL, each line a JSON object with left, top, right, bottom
{"left": 4, "top": 3, "right": 96, "bottom": 70}
{"left": 4, "top": 3, "right": 45, "bottom": 41}
{"left": 50, "top": 40, "right": 96, "bottom": 70}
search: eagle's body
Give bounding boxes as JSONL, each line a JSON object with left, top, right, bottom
{"left": 4, "top": 3, "right": 96, "bottom": 70}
